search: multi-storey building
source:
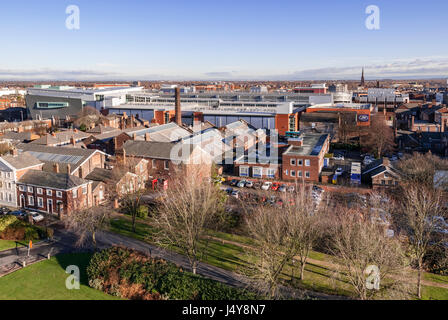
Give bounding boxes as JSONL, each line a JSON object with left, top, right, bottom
{"left": 0, "top": 150, "right": 43, "bottom": 208}
{"left": 17, "top": 167, "right": 93, "bottom": 216}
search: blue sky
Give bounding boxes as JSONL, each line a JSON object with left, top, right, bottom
{"left": 0, "top": 0, "right": 447, "bottom": 80}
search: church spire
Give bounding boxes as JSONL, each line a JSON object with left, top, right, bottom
{"left": 360, "top": 67, "right": 365, "bottom": 86}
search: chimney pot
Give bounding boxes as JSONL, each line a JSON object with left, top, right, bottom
{"left": 145, "top": 133, "right": 150, "bottom": 141}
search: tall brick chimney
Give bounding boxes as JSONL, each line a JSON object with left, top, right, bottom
{"left": 53, "top": 163, "right": 59, "bottom": 173}
{"left": 175, "top": 87, "right": 182, "bottom": 125}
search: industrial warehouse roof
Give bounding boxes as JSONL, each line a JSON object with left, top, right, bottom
{"left": 122, "top": 140, "right": 208, "bottom": 163}
{"left": 18, "top": 170, "right": 90, "bottom": 190}
{"left": 124, "top": 123, "right": 191, "bottom": 142}
{"left": 283, "top": 133, "right": 329, "bottom": 157}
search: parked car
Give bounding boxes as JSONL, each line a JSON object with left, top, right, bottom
{"left": 271, "top": 183, "right": 280, "bottom": 191}
{"left": 0, "top": 207, "right": 11, "bottom": 215}
{"left": 363, "top": 155, "right": 375, "bottom": 166}
{"left": 335, "top": 167, "right": 344, "bottom": 175}
{"left": 287, "top": 185, "right": 295, "bottom": 193}
{"left": 231, "top": 190, "right": 240, "bottom": 199}
{"left": 245, "top": 181, "right": 254, "bottom": 188}
{"left": 225, "top": 187, "right": 233, "bottom": 194}
{"left": 28, "top": 211, "right": 44, "bottom": 223}
{"left": 236, "top": 180, "right": 246, "bottom": 188}
{"left": 253, "top": 182, "right": 261, "bottom": 189}
{"left": 230, "top": 179, "right": 239, "bottom": 186}
{"left": 261, "top": 181, "right": 272, "bottom": 191}
{"left": 279, "top": 184, "right": 287, "bottom": 192}
{"left": 333, "top": 154, "right": 344, "bottom": 161}
{"left": 9, "top": 210, "right": 26, "bottom": 219}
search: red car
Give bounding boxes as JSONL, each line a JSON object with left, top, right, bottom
{"left": 271, "top": 183, "right": 280, "bottom": 191}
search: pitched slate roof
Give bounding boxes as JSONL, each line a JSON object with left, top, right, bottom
{"left": 0, "top": 152, "right": 42, "bottom": 170}
{"left": 18, "top": 170, "right": 90, "bottom": 190}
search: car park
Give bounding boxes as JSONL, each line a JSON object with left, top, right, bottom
{"left": 279, "top": 184, "right": 287, "bottom": 192}
{"left": 261, "top": 181, "right": 272, "bottom": 191}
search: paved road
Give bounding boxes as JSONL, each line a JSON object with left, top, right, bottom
{"left": 0, "top": 227, "right": 345, "bottom": 300}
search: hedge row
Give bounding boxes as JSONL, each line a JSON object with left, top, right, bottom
{"left": 87, "top": 246, "right": 258, "bottom": 300}
{"left": 0, "top": 216, "right": 44, "bottom": 241}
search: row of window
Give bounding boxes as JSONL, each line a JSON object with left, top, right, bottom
{"left": 289, "top": 158, "right": 310, "bottom": 167}
{"left": 24, "top": 195, "right": 63, "bottom": 211}
{"left": 239, "top": 166, "right": 276, "bottom": 178}
{"left": 0, "top": 192, "right": 13, "bottom": 203}
{"left": 0, "top": 172, "right": 12, "bottom": 179}
{"left": 19, "top": 185, "right": 63, "bottom": 198}
{"left": 285, "top": 170, "right": 310, "bottom": 178}
{"left": 0, "top": 181, "right": 13, "bottom": 189}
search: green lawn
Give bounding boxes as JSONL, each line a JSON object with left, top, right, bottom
{"left": 0, "top": 253, "right": 121, "bottom": 300}
{"left": 110, "top": 215, "right": 448, "bottom": 300}
{"left": 0, "top": 239, "right": 43, "bottom": 252}
{"left": 0, "top": 240, "right": 21, "bottom": 252}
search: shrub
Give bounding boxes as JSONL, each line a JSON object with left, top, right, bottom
{"left": 137, "top": 205, "right": 148, "bottom": 219}
{"left": 0, "top": 216, "right": 42, "bottom": 241}
{"left": 87, "top": 247, "right": 257, "bottom": 300}
{"left": 0, "top": 215, "right": 19, "bottom": 233}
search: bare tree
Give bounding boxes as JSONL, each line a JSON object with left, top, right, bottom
{"left": 396, "top": 152, "right": 448, "bottom": 188}
{"left": 363, "top": 115, "right": 395, "bottom": 158}
{"left": 328, "top": 207, "right": 409, "bottom": 300}
{"left": 398, "top": 184, "right": 447, "bottom": 298}
{"left": 152, "top": 177, "right": 222, "bottom": 275}
{"left": 282, "top": 183, "right": 321, "bottom": 282}
{"left": 120, "top": 190, "right": 145, "bottom": 233}
{"left": 0, "top": 140, "right": 11, "bottom": 156}
{"left": 65, "top": 206, "right": 110, "bottom": 248}
{"left": 74, "top": 106, "right": 103, "bottom": 130}
{"left": 244, "top": 205, "right": 293, "bottom": 299}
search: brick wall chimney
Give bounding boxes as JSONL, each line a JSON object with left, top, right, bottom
{"left": 53, "top": 163, "right": 59, "bottom": 173}
{"left": 287, "top": 138, "right": 303, "bottom": 147}
{"left": 70, "top": 135, "right": 76, "bottom": 146}
{"left": 145, "top": 133, "right": 150, "bottom": 141}
{"left": 175, "top": 87, "right": 182, "bottom": 125}
{"left": 66, "top": 164, "right": 71, "bottom": 175}
{"left": 133, "top": 133, "right": 137, "bottom": 140}
{"left": 10, "top": 148, "right": 18, "bottom": 156}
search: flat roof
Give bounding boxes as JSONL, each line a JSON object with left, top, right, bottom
{"left": 283, "top": 133, "right": 329, "bottom": 157}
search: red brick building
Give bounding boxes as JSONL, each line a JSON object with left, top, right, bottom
{"left": 17, "top": 168, "right": 93, "bottom": 216}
